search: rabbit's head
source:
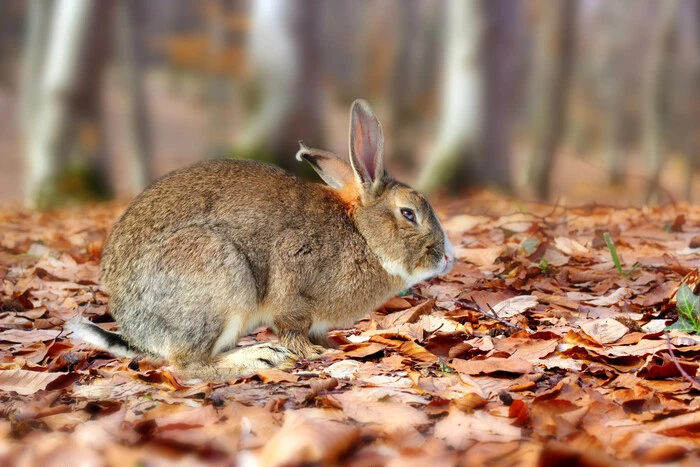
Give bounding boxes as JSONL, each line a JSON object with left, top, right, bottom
{"left": 297, "top": 100, "right": 454, "bottom": 287}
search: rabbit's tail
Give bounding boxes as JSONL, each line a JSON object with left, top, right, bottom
{"left": 65, "top": 316, "right": 137, "bottom": 358}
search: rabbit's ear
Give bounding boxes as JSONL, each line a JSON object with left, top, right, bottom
{"left": 295, "top": 142, "right": 354, "bottom": 190}
{"left": 349, "top": 99, "right": 385, "bottom": 192}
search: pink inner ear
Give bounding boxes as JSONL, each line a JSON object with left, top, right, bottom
{"left": 354, "top": 115, "right": 377, "bottom": 180}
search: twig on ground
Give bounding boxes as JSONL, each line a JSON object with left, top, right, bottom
{"left": 664, "top": 331, "right": 700, "bottom": 391}
{"left": 457, "top": 297, "right": 525, "bottom": 331}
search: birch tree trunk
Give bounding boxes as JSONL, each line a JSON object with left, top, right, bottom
{"left": 20, "top": 0, "right": 52, "bottom": 133}
{"left": 525, "top": 0, "right": 577, "bottom": 200}
{"left": 26, "top": 0, "right": 98, "bottom": 205}
{"left": 25, "top": 0, "right": 116, "bottom": 208}
{"left": 418, "top": 0, "right": 519, "bottom": 195}
{"left": 643, "top": 0, "right": 680, "bottom": 203}
{"left": 237, "top": 0, "right": 324, "bottom": 172}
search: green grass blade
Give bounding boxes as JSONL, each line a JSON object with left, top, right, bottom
{"left": 603, "top": 232, "right": 624, "bottom": 276}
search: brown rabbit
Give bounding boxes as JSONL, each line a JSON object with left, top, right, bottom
{"left": 71, "top": 100, "right": 454, "bottom": 380}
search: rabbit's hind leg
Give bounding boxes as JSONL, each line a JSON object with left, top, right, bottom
{"left": 178, "top": 343, "right": 297, "bottom": 381}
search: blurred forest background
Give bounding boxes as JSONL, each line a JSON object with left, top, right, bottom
{"left": 0, "top": 0, "right": 698, "bottom": 208}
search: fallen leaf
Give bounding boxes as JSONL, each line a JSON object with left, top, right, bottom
{"left": 0, "top": 370, "right": 73, "bottom": 395}
{"left": 451, "top": 358, "right": 534, "bottom": 375}
{"left": 323, "top": 360, "right": 361, "bottom": 379}
{"left": 491, "top": 295, "right": 539, "bottom": 318}
{"left": 434, "top": 407, "right": 522, "bottom": 448}
{"left": 456, "top": 246, "right": 506, "bottom": 267}
{"left": 333, "top": 392, "right": 429, "bottom": 427}
{"left": 580, "top": 318, "right": 629, "bottom": 345}
{"left": 1, "top": 329, "right": 61, "bottom": 343}
{"left": 259, "top": 411, "right": 360, "bottom": 466}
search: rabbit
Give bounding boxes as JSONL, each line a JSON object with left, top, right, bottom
{"left": 70, "top": 100, "right": 454, "bottom": 380}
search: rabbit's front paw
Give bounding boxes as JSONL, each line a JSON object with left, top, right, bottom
{"left": 280, "top": 331, "right": 327, "bottom": 360}
{"left": 250, "top": 343, "right": 298, "bottom": 369}
{"left": 310, "top": 334, "right": 339, "bottom": 350}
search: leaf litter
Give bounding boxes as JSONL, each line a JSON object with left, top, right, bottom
{"left": 1, "top": 199, "right": 700, "bottom": 465}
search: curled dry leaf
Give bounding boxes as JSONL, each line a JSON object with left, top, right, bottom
{"left": 0, "top": 369, "right": 73, "bottom": 395}
{"left": 580, "top": 318, "right": 629, "bottom": 345}
{"left": 259, "top": 411, "right": 360, "bottom": 466}
{"left": 379, "top": 299, "right": 434, "bottom": 328}
{"left": 323, "top": 359, "right": 361, "bottom": 379}
{"left": 491, "top": 295, "right": 539, "bottom": 318}
{"left": 584, "top": 288, "right": 634, "bottom": 307}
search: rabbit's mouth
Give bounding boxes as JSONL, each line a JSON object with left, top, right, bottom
{"left": 439, "top": 256, "right": 454, "bottom": 275}
{"left": 438, "top": 234, "right": 455, "bottom": 276}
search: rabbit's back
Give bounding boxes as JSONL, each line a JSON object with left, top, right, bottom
{"left": 101, "top": 159, "right": 358, "bottom": 291}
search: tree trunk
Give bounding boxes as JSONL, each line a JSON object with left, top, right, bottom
{"left": 116, "top": 0, "right": 152, "bottom": 193}
{"left": 237, "top": 0, "right": 324, "bottom": 173}
{"left": 683, "top": 0, "right": 700, "bottom": 201}
{"left": 20, "top": 0, "right": 52, "bottom": 133}
{"left": 25, "top": 0, "right": 114, "bottom": 208}
{"left": 418, "top": 0, "right": 519, "bottom": 195}
{"left": 596, "top": 1, "right": 628, "bottom": 186}
{"left": 525, "top": 0, "right": 576, "bottom": 200}
{"left": 26, "top": 0, "right": 97, "bottom": 205}
{"left": 324, "top": 0, "right": 364, "bottom": 103}
{"left": 389, "top": 0, "right": 441, "bottom": 169}
{"left": 646, "top": 0, "right": 683, "bottom": 204}
{"left": 642, "top": 0, "right": 680, "bottom": 203}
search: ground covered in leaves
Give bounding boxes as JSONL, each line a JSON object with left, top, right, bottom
{"left": 1, "top": 197, "right": 700, "bottom": 466}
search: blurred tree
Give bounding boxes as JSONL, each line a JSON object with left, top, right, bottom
{"left": 23, "top": 0, "right": 152, "bottom": 208}
{"left": 25, "top": 0, "right": 114, "bottom": 208}
{"left": 324, "top": 0, "right": 365, "bottom": 104}
{"left": 20, "top": 0, "right": 53, "bottom": 132}
{"left": 683, "top": 0, "right": 700, "bottom": 201}
{"left": 643, "top": 0, "right": 680, "bottom": 203}
{"left": 204, "top": 0, "right": 235, "bottom": 160}
{"left": 235, "top": 0, "right": 324, "bottom": 173}
{"left": 116, "top": 0, "right": 152, "bottom": 193}
{"left": 525, "top": 0, "right": 577, "bottom": 200}
{"left": 389, "top": 0, "right": 441, "bottom": 169}
{"left": 419, "top": 0, "right": 520, "bottom": 194}
{"left": 595, "top": 1, "right": 629, "bottom": 186}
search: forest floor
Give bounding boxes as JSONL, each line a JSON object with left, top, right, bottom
{"left": 1, "top": 197, "right": 700, "bottom": 466}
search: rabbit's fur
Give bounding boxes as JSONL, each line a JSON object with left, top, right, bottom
{"left": 73, "top": 100, "right": 453, "bottom": 380}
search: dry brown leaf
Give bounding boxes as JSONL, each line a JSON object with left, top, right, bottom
{"left": 0, "top": 369, "right": 71, "bottom": 395}
{"left": 579, "top": 318, "right": 629, "bottom": 345}
{"left": 434, "top": 407, "right": 522, "bottom": 448}
{"left": 491, "top": 295, "right": 538, "bottom": 318}
{"left": 451, "top": 357, "right": 534, "bottom": 375}
{"left": 1, "top": 329, "right": 62, "bottom": 343}
{"left": 259, "top": 411, "right": 360, "bottom": 466}
{"left": 153, "top": 404, "right": 219, "bottom": 430}
{"left": 340, "top": 342, "right": 386, "bottom": 358}
{"left": 332, "top": 392, "right": 429, "bottom": 427}
{"left": 379, "top": 299, "right": 434, "bottom": 328}
{"left": 456, "top": 245, "right": 506, "bottom": 267}
{"left": 323, "top": 359, "right": 361, "bottom": 379}
{"left": 41, "top": 410, "right": 92, "bottom": 431}
{"left": 256, "top": 369, "right": 300, "bottom": 383}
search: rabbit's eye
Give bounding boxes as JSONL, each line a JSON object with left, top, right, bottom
{"left": 400, "top": 208, "right": 417, "bottom": 224}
